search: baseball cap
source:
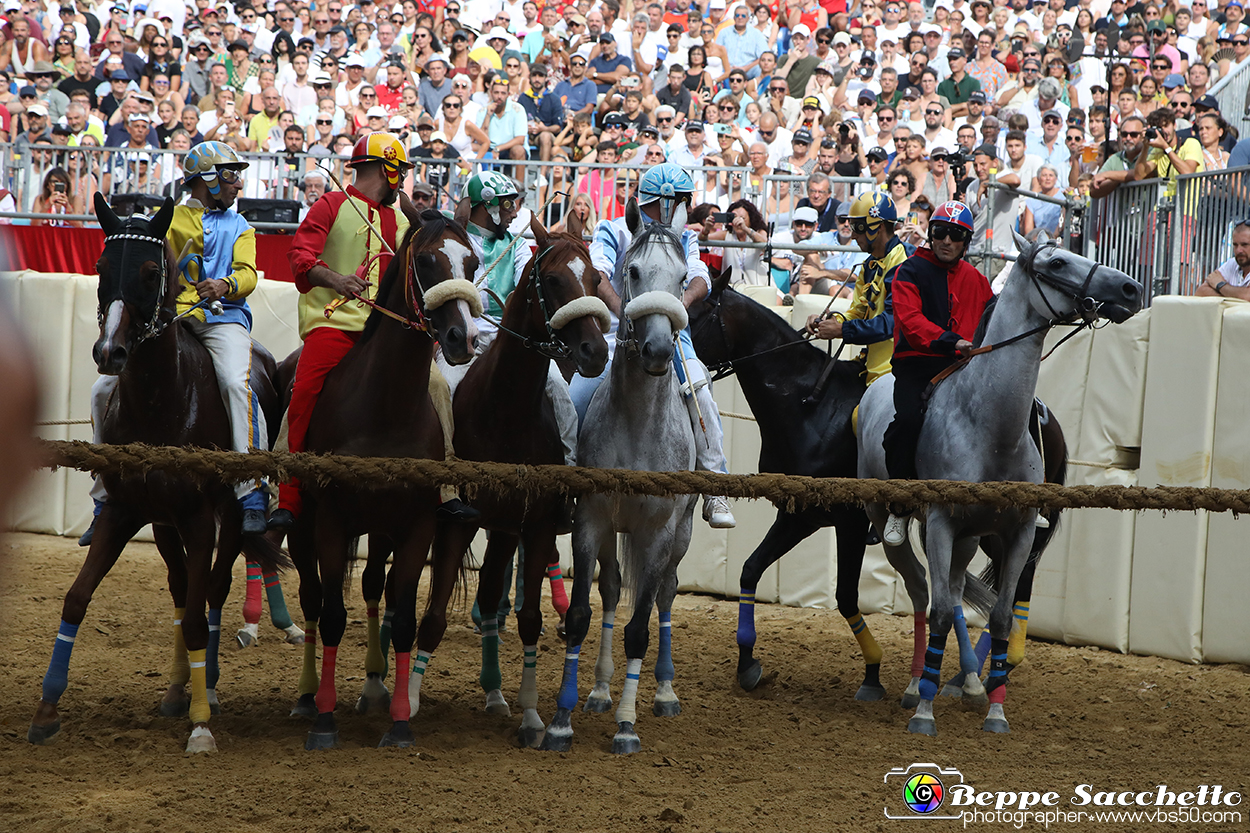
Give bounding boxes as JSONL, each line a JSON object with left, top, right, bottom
{"left": 228, "top": 39, "right": 249, "bottom": 52}
{"left": 793, "top": 129, "right": 813, "bottom": 144}
{"left": 413, "top": 179, "right": 436, "bottom": 194}
{"left": 109, "top": 68, "right": 131, "bottom": 81}
{"left": 18, "top": 85, "right": 36, "bottom": 98}
{"left": 603, "top": 112, "right": 626, "bottom": 126}
{"left": 127, "top": 111, "right": 150, "bottom": 123}
{"left": 973, "top": 143, "right": 998, "bottom": 161}
{"left": 866, "top": 147, "right": 889, "bottom": 162}
{"left": 388, "top": 115, "right": 408, "bottom": 128}
{"left": 640, "top": 125, "right": 659, "bottom": 137}
{"left": 1194, "top": 94, "right": 1219, "bottom": 111}
{"left": 708, "top": 0, "right": 726, "bottom": 8}
{"left": 902, "top": 86, "right": 921, "bottom": 99}
{"left": 1162, "top": 73, "right": 1185, "bottom": 89}
{"left": 857, "top": 89, "right": 877, "bottom": 103}
{"left": 835, "top": 201, "right": 852, "bottom": 217}
{"left": 366, "top": 105, "right": 388, "bottom": 118}
{"left": 968, "top": 90, "right": 987, "bottom": 104}
{"left": 598, "top": 32, "right": 614, "bottom": 43}
{"left": 802, "top": 95, "right": 822, "bottom": 109}
{"left": 684, "top": 119, "right": 705, "bottom": 132}
{"left": 1022, "top": 58, "right": 1042, "bottom": 70}
{"left": 833, "top": 31, "right": 851, "bottom": 46}
{"left": 25, "top": 103, "right": 48, "bottom": 117}
{"left": 792, "top": 23, "right": 811, "bottom": 38}
{"left": 1145, "top": 20, "right": 1165, "bottom": 32}
{"left": 344, "top": 53, "right": 366, "bottom": 67}
{"left": 947, "top": 47, "right": 965, "bottom": 60}
{"left": 793, "top": 206, "right": 819, "bottom": 224}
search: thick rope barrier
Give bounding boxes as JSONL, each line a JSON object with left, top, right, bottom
{"left": 35, "top": 439, "right": 1250, "bottom": 516}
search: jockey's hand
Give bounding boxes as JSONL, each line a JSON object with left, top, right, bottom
{"left": 806, "top": 313, "right": 842, "bottom": 340}
{"left": 955, "top": 339, "right": 974, "bottom": 355}
{"left": 326, "top": 270, "right": 371, "bottom": 298}
{"left": 196, "top": 279, "right": 230, "bottom": 301}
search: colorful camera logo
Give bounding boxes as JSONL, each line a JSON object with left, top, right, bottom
{"left": 884, "top": 763, "right": 965, "bottom": 820}
{"left": 903, "top": 772, "right": 945, "bottom": 814}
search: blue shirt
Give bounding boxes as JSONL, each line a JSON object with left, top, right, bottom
{"left": 716, "top": 26, "right": 768, "bottom": 76}
{"left": 518, "top": 87, "right": 565, "bottom": 127}
{"left": 552, "top": 76, "right": 597, "bottom": 113}
{"left": 588, "top": 53, "right": 633, "bottom": 94}
{"left": 1229, "top": 137, "right": 1250, "bottom": 169}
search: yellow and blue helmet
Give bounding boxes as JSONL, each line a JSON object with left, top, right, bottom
{"left": 849, "top": 190, "right": 898, "bottom": 226}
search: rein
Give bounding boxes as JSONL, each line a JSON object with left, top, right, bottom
{"left": 323, "top": 242, "right": 434, "bottom": 331}
{"left": 479, "top": 242, "right": 576, "bottom": 360}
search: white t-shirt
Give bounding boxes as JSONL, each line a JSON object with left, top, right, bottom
{"left": 1216, "top": 257, "right": 1250, "bottom": 286}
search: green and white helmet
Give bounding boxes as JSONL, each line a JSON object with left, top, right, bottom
{"left": 466, "top": 170, "right": 519, "bottom": 207}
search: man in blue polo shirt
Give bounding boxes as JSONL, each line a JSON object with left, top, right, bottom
{"left": 554, "top": 51, "right": 597, "bottom": 116}
{"left": 588, "top": 33, "right": 632, "bottom": 95}
{"left": 717, "top": 5, "right": 769, "bottom": 79}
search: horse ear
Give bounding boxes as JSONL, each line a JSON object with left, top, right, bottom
{"left": 397, "top": 190, "right": 422, "bottom": 226}
{"left": 1011, "top": 228, "right": 1032, "bottom": 264}
{"left": 96, "top": 191, "right": 120, "bottom": 236}
{"left": 453, "top": 195, "right": 471, "bottom": 228}
{"left": 711, "top": 264, "right": 731, "bottom": 296}
{"left": 564, "top": 206, "right": 585, "bottom": 241}
{"left": 530, "top": 213, "right": 548, "bottom": 250}
{"left": 625, "top": 197, "right": 642, "bottom": 235}
{"left": 671, "top": 199, "right": 688, "bottom": 231}
{"left": 149, "top": 196, "right": 175, "bottom": 240}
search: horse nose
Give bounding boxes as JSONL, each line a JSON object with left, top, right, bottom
{"left": 1122, "top": 280, "right": 1141, "bottom": 302}
{"left": 94, "top": 341, "right": 127, "bottom": 375}
{"left": 578, "top": 339, "right": 607, "bottom": 376}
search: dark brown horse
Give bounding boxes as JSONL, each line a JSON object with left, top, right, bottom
{"left": 286, "top": 208, "right": 484, "bottom": 751}
{"left": 29, "top": 194, "right": 289, "bottom": 753}
{"left": 429, "top": 214, "right": 609, "bottom": 747}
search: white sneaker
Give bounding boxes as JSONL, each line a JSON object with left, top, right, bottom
{"left": 703, "top": 495, "right": 736, "bottom": 529}
{"left": 1035, "top": 513, "right": 1051, "bottom": 529}
{"left": 882, "top": 513, "right": 909, "bottom": 547}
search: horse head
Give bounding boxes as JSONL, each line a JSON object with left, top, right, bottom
{"left": 687, "top": 265, "right": 735, "bottom": 369}
{"left": 619, "top": 198, "right": 690, "bottom": 376}
{"left": 527, "top": 213, "right": 610, "bottom": 378}
{"left": 402, "top": 208, "right": 482, "bottom": 365}
{"left": 91, "top": 192, "right": 176, "bottom": 375}
{"left": 1011, "top": 229, "right": 1143, "bottom": 325}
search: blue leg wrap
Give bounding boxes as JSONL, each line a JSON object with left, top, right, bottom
{"left": 974, "top": 630, "right": 992, "bottom": 675}
{"left": 92, "top": 499, "right": 103, "bottom": 517}
{"left": 953, "top": 605, "right": 977, "bottom": 675}
{"left": 239, "top": 490, "right": 267, "bottom": 513}
{"left": 555, "top": 645, "right": 581, "bottom": 712}
{"left": 986, "top": 638, "right": 1010, "bottom": 693}
{"left": 42, "top": 620, "right": 79, "bottom": 704}
{"left": 918, "top": 633, "right": 946, "bottom": 702}
{"left": 655, "top": 611, "right": 674, "bottom": 683}
{"left": 736, "top": 588, "right": 757, "bottom": 649}
{"left": 206, "top": 608, "right": 222, "bottom": 690}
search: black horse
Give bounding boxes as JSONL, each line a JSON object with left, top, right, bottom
{"left": 690, "top": 275, "right": 1067, "bottom": 703}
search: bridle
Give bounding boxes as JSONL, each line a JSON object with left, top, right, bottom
{"left": 480, "top": 241, "right": 580, "bottom": 360}
{"left": 615, "top": 222, "right": 684, "bottom": 359}
{"left": 694, "top": 290, "right": 820, "bottom": 382}
{"left": 99, "top": 223, "right": 169, "bottom": 343}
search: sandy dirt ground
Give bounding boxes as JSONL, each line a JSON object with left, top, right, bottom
{"left": 0, "top": 532, "right": 1246, "bottom": 833}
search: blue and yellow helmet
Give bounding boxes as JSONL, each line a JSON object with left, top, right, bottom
{"left": 849, "top": 190, "right": 898, "bottom": 226}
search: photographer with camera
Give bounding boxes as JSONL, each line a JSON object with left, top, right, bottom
{"left": 1133, "top": 107, "right": 1203, "bottom": 197}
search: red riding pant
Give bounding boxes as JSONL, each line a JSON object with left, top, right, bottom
{"left": 277, "top": 327, "right": 360, "bottom": 516}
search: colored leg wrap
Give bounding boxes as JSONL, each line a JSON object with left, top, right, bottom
{"left": 847, "top": 613, "right": 884, "bottom": 666}
{"left": 298, "top": 620, "right": 319, "bottom": 696}
{"left": 264, "top": 571, "right": 295, "bottom": 630}
{"left": 410, "top": 650, "right": 431, "bottom": 715}
{"left": 974, "top": 629, "right": 992, "bottom": 675}
{"left": 243, "top": 563, "right": 263, "bottom": 626}
{"left": 556, "top": 645, "right": 581, "bottom": 712}
{"left": 206, "top": 608, "right": 222, "bottom": 691}
{"left": 953, "top": 605, "right": 976, "bottom": 675}
{"left": 656, "top": 612, "right": 674, "bottom": 683}
{"left": 911, "top": 612, "right": 927, "bottom": 679}
{"left": 314, "top": 645, "right": 338, "bottom": 714}
{"left": 188, "top": 648, "right": 210, "bottom": 725}
{"left": 479, "top": 618, "right": 502, "bottom": 693}
{"left": 41, "top": 620, "right": 79, "bottom": 704}
{"left": 547, "top": 562, "right": 569, "bottom": 617}
{"left": 364, "top": 602, "right": 385, "bottom": 676}
{"left": 171, "top": 608, "right": 190, "bottom": 686}
{"left": 519, "top": 644, "right": 539, "bottom": 710}
{"left": 986, "top": 637, "right": 1009, "bottom": 701}
{"left": 1007, "top": 601, "right": 1030, "bottom": 666}
{"left": 616, "top": 657, "right": 643, "bottom": 726}
{"left": 918, "top": 633, "right": 946, "bottom": 702}
{"left": 390, "top": 652, "right": 411, "bottom": 723}
{"left": 736, "top": 588, "right": 757, "bottom": 649}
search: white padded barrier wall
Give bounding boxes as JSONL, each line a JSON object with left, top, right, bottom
{"left": 1130, "top": 297, "right": 1227, "bottom": 663}
{"left": 1200, "top": 304, "right": 1250, "bottom": 663}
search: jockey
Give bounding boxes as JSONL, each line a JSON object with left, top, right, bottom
{"left": 270, "top": 131, "right": 473, "bottom": 530}
{"left": 574, "top": 162, "right": 736, "bottom": 529}
{"left": 434, "top": 170, "right": 579, "bottom": 466}
{"left": 881, "top": 200, "right": 994, "bottom": 546}
{"left": 803, "top": 191, "right": 906, "bottom": 387}
{"left": 82, "top": 140, "right": 269, "bottom": 543}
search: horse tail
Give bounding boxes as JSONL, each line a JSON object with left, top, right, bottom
{"left": 618, "top": 532, "right": 638, "bottom": 611}
{"left": 240, "top": 532, "right": 294, "bottom": 575}
{"left": 961, "top": 569, "right": 997, "bottom": 619}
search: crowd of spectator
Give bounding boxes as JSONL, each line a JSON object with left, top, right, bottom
{"left": 0, "top": 0, "right": 1247, "bottom": 280}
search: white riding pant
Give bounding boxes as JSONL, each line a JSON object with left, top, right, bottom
{"left": 89, "top": 319, "right": 266, "bottom": 503}
{"left": 434, "top": 324, "right": 579, "bottom": 466}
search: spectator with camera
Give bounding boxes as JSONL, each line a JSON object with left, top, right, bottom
{"left": 1089, "top": 115, "right": 1146, "bottom": 198}
{"left": 1134, "top": 107, "right": 1203, "bottom": 196}
{"left": 588, "top": 33, "right": 632, "bottom": 95}
{"left": 32, "top": 167, "right": 82, "bottom": 227}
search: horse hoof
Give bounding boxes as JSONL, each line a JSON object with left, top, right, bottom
{"left": 379, "top": 721, "right": 415, "bottom": 748}
{"left": 517, "top": 724, "right": 545, "bottom": 749}
{"left": 207, "top": 690, "right": 221, "bottom": 716}
{"left": 940, "top": 684, "right": 965, "bottom": 699}
{"left": 652, "top": 698, "right": 681, "bottom": 717}
{"left": 539, "top": 708, "right": 572, "bottom": 752}
{"left": 907, "top": 716, "right": 938, "bottom": 736}
{"left": 305, "top": 730, "right": 339, "bottom": 751}
{"left": 27, "top": 720, "right": 61, "bottom": 745}
{"left": 983, "top": 717, "right": 1010, "bottom": 734}
{"left": 283, "top": 626, "right": 306, "bottom": 646}
{"left": 484, "top": 689, "right": 511, "bottom": 716}
{"left": 855, "top": 684, "right": 887, "bottom": 702}
{"left": 900, "top": 692, "right": 921, "bottom": 710}
{"left": 355, "top": 692, "right": 392, "bottom": 715}
{"left": 583, "top": 682, "right": 613, "bottom": 713}
{"left": 737, "top": 659, "right": 763, "bottom": 691}
{"left": 185, "top": 726, "right": 217, "bottom": 754}
{"left": 159, "top": 697, "right": 189, "bottom": 718}
{"left": 964, "top": 690, "right": 989, "bottom": 708}
{"left": 235, "top": 630, "right": 256, "bottom": 650}
{"left": 290, "top": 693, "right": 317, "bottom": 719}
{"left": 611, "top": 722, "right": 641, "bottom": 755}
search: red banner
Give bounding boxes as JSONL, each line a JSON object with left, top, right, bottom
{"left": 0, "top": 225, "right": 296, "bottom": 282}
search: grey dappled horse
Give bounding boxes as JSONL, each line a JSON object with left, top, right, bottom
{"left": 857, "top": 229, "right": 1142, "bottom": 736}
{"left": 541, "top": 200, "right": 698, "bottom": 755}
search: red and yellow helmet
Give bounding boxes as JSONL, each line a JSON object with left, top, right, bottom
{"left": 347, "top": 131, "right": 412, "bottom": 188}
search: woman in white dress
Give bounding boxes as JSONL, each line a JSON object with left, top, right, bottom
{"left": 436, "top": 94, "right": 488, "bottom": 160}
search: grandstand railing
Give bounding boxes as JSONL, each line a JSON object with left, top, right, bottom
{"left": 1209, "top": 57, "right": 1250, "bottom": 135}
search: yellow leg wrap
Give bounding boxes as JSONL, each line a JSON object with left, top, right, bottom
{"left": 170, "top": 608, "right": 190, "bottom": 686}
{"left": 851, "top": 404, "right": 859, "bottom": 439}
{"left": 299, "top": 619, "right": 319, "bottom": 696}
{"left": 428, "top": 363, "right": 460, "bottom": 504}
{"left": 847, "top": 613, "right": 883, "bottom": 665}
{"left": 364, "top": 601, "right": 384, "bottom": 676}
{"left": 188, "top": 648, "right": 210, "bottom": 725}
{"left": 1007, "top": 602, "right": 1029, "bottom": 666}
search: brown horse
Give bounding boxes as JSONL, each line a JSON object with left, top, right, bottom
{"left": 29, "top": 194, "right": 289, "bottom": 753}
{"left": 422, "top": 214, "right": 610, "bottom": 747}
{"left": 286, "top": 208, "right": 484, "bottom": 750}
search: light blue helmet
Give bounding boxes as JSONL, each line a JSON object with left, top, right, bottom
{"left": 638, "top": 162, "right": 694, "bottom": 224}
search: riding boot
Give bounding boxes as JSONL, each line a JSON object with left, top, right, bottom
{"left": 688, "top": 380, "right": 735, "bottom": 529}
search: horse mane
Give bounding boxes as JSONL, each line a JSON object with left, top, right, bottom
{"left": 722, "top": 288, "right": 862, "bottom": 385}
{"left": 359, "top": 208, "right": 470, "bottom": 344}
{"left": 624, "top": 219, "right": 683, "bottom": 263}
{"left": 972, "top": 295, "right": 998, "bottom": 348}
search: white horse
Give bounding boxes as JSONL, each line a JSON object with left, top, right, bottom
{"left": 541, "top": 200, "right": 698, "bottom": 754}
{"left": 858, "top": 229, "right": 1142, "bottom": 735}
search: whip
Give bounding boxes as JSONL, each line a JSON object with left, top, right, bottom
{"left": 317, "top": 162, "right": 397, "bottom": 319}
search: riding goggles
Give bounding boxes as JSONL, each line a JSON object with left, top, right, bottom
{"left": 215, "top": 167, "right": 243, "bottom": 185}
{"left": 931, "top": 225, "right": 971, "bottom": 242}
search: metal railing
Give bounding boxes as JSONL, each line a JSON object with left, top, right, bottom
{"left": 1083, "top": 177, "right": 1168, "bottom": 303}
{"left": 1168, "top": 166, "right": 1250, "bottom": 297}
{"left": 1209, "top": 56, "right": 1250, "bottom": 133}
{"left": 976, "top": 180, "right": 1087, "bottom": 276}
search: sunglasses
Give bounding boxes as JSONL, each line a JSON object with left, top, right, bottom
{"left": 317, "top": 118, "right": 332, "bottom": 124}
{"left": 878, "top": 115, "right": 895, "bottom": 122}
{"left": 1120, "top": 130, "right": 1142, "bottom": 137}
{"left": 760, "top": 130, "right": 775, "bottom": 138}
{"left": 657, "top": 116, "right": 672, "bottom": 123}
{"left": 443, "top": 102, "right": 461, "bottom": 108}
{"left": 817, "top": 37, "right": 831, "bottom": 44}
{"left": 1236, "top": 39, "right": 1250, "bottom": 45}
{"left": 837, "top": 216, "right": 851, "bottom": 223}
{"left": 925, "top": 109, "right": 943, "bottom": 116}
{"left": 930, "top": 225, "right": 970, "bottom": 242}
